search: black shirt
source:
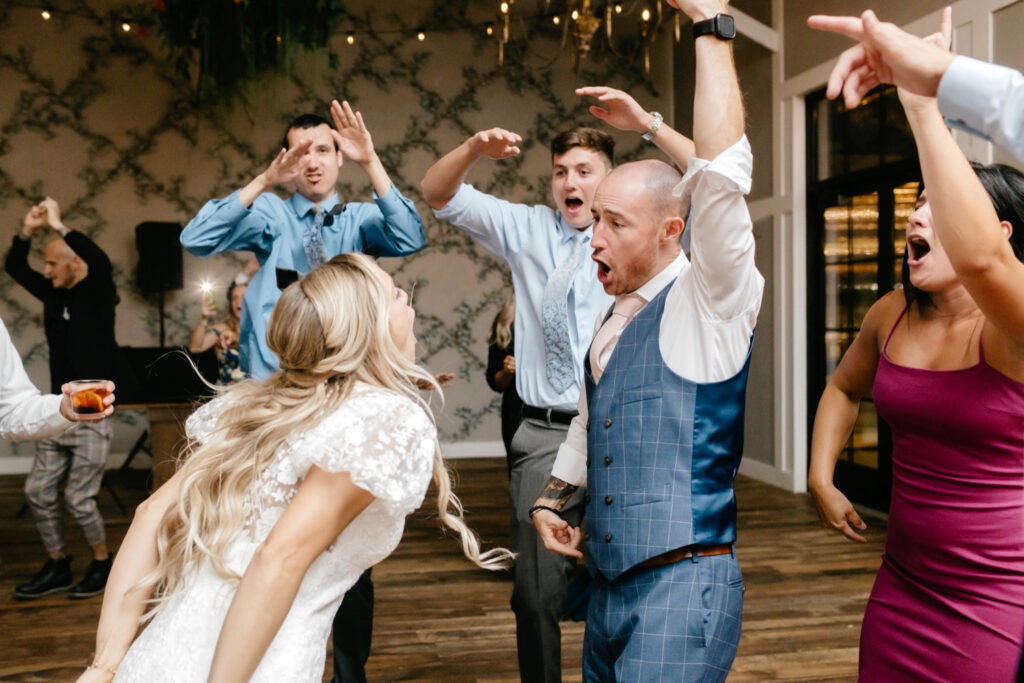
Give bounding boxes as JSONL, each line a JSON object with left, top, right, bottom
{"left": 5, "top": 231, "right": 120, "bottom": 393}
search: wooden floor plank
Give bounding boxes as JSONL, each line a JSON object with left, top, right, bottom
{"left": 0, "top": 459, "right": 882, "bottom": 681}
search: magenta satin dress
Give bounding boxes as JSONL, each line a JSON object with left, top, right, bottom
{"left": 861, "top": 309, "right": 1024, "bottom": 681}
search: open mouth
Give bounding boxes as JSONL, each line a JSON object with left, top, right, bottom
{"left": 306, "top": 173, "right": 323, "bottom": 184}
{"left": 564, "top": 197, "right": 584, "bottom": 211}
{"left": 593, "top": 256, "right": 611, "bottom": 283}
{"left": 907, "top": 235, "right": 931, "bottom": 264}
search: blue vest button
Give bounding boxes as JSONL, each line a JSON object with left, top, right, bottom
{"left": 604, "top": 495, "right": 612, "bottom": 504}
{"left": 604, "top": 456, "right": 612, "bottom": 465}
{"left": 604, "top": 533, "right": 612, "bottom": 542}
{"left": 604, "top": 418, "right": 612, "bottom": 428}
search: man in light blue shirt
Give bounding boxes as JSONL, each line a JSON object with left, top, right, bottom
{"left": 421, "top": 126, "right": 614, "bottom": 682}
{"left": 180, "top": 99, "right": 423, "bottom": 683}
{"left": 181, "top": 100, "right": 425, "bottom": 380}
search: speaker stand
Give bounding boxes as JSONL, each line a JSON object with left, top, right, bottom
{"left": 157, "top": 289, "right": 166, "bottom": 348}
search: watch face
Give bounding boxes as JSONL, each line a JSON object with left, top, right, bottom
{"left": 717, "top": 14, "right": 736, "bottom": 39}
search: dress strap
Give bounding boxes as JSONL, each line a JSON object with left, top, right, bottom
{"left": 882, "top": 305, "right": 910, "bottom": 356}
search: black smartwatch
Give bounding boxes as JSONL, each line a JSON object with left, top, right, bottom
{"left": 692, "top": 13, "right": 736, "bottom": 41}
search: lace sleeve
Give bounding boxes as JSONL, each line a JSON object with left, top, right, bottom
{"left": 296, "top": 388, "right": 437, "bottom": 518}
{"left": 184, "top": 394, "right": 231, "bottom": 445}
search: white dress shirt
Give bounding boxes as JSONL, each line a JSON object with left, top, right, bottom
{"left": 0, "top": 319, "right": 73, "bottom": 442}
{"left": 551, "top": 136, "right": 764, "bottom": 486}
{"left": 435, "top": 185, "right": 613, "bottom": 412}
{"left": 938, "top": 56, "right": 1024, "bottom": 163}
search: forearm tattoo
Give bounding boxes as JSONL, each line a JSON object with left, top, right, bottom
{"left": 537, "top": 476, "right": 578, "bottom": 511}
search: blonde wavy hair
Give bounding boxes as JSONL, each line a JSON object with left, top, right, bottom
{"left": 138, "top": 254, "right": 512, "bottom": 614}
{"left": 487, "top": 295, "right": 515, "bottom": 351}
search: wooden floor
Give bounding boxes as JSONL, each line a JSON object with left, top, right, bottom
{"left": 0, "top": 459, "right": 885, "bottom": 681}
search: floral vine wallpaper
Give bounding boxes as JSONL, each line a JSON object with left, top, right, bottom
{"left": 0, "top": 0, "right": 675, "bottom": 461}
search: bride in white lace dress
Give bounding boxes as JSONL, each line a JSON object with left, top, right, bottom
{"left": 76, "top": 254, "right": 511, "bottom": 682}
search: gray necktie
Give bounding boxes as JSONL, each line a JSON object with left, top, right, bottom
{"left": 303, "top": 207, "right": 332, "bottom": 269}
{"left": 541, "top": 235, "right": 584, "bottom": 394}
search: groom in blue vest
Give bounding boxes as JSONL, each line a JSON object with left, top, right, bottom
{"left": 531, "top": 0, "right": 763, "bottom": 679}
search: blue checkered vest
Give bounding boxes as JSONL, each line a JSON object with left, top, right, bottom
{"left": 584, "top": 279, "right": 753, "bottom": 580}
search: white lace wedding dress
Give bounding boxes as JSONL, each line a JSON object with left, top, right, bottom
{"left": 114, "top": 382, "right": 436, "bottom": 682}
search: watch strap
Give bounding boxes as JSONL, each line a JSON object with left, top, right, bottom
{"left": 693, "top": 13, "right": 735, "bottom": 41}
{"left": 642, "top": 112, "right": 663, "bottom": 142}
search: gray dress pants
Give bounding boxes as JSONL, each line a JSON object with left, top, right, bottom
{"left": 508, "top": 417, "right": 586, "bottom": 683}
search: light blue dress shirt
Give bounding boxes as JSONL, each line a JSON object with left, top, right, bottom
{"left": 435, "top": 184, "right": 612, "bottom": 412}
{"left": 181, "top": 187, "right": 425, "bottom": 379}
{"left": 938, "top": 56, "right": 1024, "bottom": 163}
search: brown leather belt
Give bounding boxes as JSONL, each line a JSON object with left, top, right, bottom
{"left": 636, "top": 543, "right": 733, "bottom": 569}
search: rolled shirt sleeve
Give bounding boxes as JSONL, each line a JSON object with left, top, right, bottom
{"left": 938, "top": 56, "right": 1024, "bottom": 163}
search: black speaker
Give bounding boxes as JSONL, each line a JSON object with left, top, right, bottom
{"left": 135, "top": 222, "right": 183, "bottom": 292}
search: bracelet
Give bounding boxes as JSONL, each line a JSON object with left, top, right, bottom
{"left": 641, "top": 111, "right": 663, "bottom": 141}
{"left": 528, "top": 504, "right": 563, "bottom": 520}
{"left": 88, "top": 659, "right": 117, "bottom": 677}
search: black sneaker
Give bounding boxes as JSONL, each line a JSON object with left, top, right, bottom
{"left": 14, "top": 556, "right": 73, "bottom": 599}
{"left": 68, "top": 556, "right": 113, "bottom": 599}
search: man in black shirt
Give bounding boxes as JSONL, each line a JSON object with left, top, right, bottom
{"left": 5, "top": 197, "right": 120, "bottom": 600}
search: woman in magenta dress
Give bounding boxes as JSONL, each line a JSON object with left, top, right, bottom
{"left": 808, "top": 40, "right": 1024, "bottom": 683}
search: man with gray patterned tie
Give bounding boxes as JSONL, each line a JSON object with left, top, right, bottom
{"left": 180, "top": 99, "right": 423, "bottom": 683}
{"left": 181, "top": 99, "right": 425, "bottom": 380}
{"left": 421, "top": 127, "right": 616, "bottom": 683}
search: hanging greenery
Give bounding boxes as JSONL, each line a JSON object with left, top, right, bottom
{"left": 155, "top": 0, "right": 350, "bottom": 103}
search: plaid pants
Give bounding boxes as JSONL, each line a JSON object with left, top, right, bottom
{"left": 583, "top": 550, "right": 744, "bottom": 682}
{"left": 24, "top": 420, "right": 113, "bottom": 555}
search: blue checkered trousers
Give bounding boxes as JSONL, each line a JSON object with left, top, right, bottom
{"left": 581, "top": 279, "right": 752, "bottom": 682}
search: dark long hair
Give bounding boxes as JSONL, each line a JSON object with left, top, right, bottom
{"left": 902, "top": 162, "right": 1024, "bottom": 310}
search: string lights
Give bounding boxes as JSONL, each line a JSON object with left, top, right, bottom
{"left": 11, "top": 0, "right": 674, "bottom": 74}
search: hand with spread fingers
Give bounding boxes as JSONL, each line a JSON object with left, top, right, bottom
{"left": 261, "top": 138, "right": 315, "bottom": 187}
{"left": 576, "top": 86, "right": 656, "bottom": 135}
{"left": 467, "top": 128, "right": 522, "bottom": 160}
{"left": 808, "top": 8, "right": 956, "bottom": 109}
{"left": 329, "top": 99, "right": 376, "bottom": 167}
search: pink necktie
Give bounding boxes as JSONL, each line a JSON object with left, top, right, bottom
{"left": 590, "top": 294, "right": 646, "bottom": 383}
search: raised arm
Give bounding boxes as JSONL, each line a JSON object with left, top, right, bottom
{"left": 5, "top": 205, "right": 53, "bottom": 300}
{"left": 78, "top": 471, "right": 183, "bottom": 682}
{"left": 669, "top": 0, "right": 759, "bottom": 321}
{"left": 206, "top": 466, "right": 375, "bottom": 682}
{"left": 679, "top": 0, "right": 744, "bottom": 159}
{"left": 808, "top": 295, "right": 893, "bottom": 543}
{"left": 181, "top": 140, "right": 314, "bottom": 259}
{"left": 420, "top": 128, "right": 522, "bottom": 210}
{"left": 902, "top": 96, "right": 1024, "bottom": 343}
{"left": 329, "top": 99, "right": 392, "bottom": 198}
{"left": 576, "top": 86, "right": 695, "bottom": 170}
{"left": 29, "top": 198, "right": 111, "bottom": 276}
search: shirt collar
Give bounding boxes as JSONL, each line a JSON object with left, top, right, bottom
{"left": 555, "top": 212, "right": 592, "bottom": 244}
{"left": 630, "top": 251, "right": 688, "bottom": 303}
{"left": 289, "top": 191, "right": 340, "bottom": 219}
